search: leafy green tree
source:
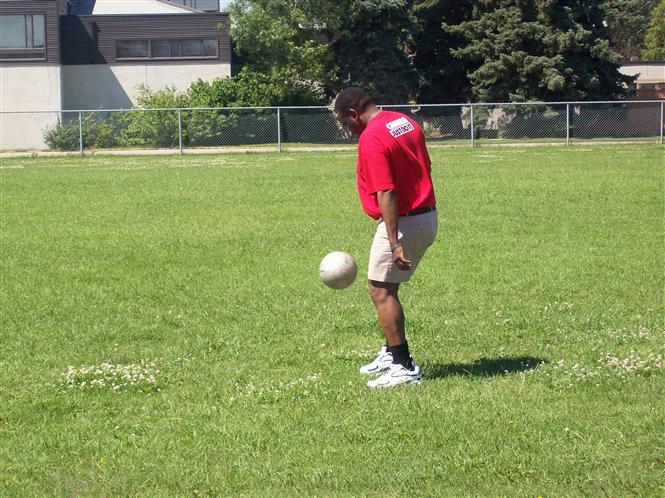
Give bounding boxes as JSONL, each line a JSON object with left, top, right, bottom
{"left": 603, "top": 0, "right": 660, "bottom": 59}
{"left": 447, "top": 1, "right": 634, "bottom": 102}
{"left": 643, "top": 0, "right": 665, "bottom": 59}
{"left": 410, "top": 0, "right": 474, "bottom": 103}
{"left": 229, "top": 0, "right": 418, "bottom": 103}
{"left": 229, "top": 0, "right": 340, "bottom": 103}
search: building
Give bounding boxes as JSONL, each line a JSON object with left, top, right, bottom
{"left": 619, "top": 61, "right": 665, "bottom": 100}
{"left": 0, "top": 0, "right": 231, "bottom": 150}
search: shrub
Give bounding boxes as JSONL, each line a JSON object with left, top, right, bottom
{"left": 43, "top": 113, "right": 122, "bottom": 151}
{"left": 113, "top": 85, "right": 189, "bottom": 148}
{"left": 188, "top": 67, "right": 326, "bottom": 108}
{"left": 43, "top": 69, "right": 327, "bottom": 150}
{"left": 43, "top": 118, "right": 81, "bottom": 151}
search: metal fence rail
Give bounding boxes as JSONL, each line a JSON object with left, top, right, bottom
{"left": 0, "top": 100, "right": 663, "bottom": 154}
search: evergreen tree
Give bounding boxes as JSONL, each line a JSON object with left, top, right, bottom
{"left": 335, "top": 1, "right": 418, "bottom": 103}
{"left": 643, "top": 0, "right": 665, "bottom": 59}
{"left": 410, "top": 0, "right": 474, "bottom": 103}
{"left": 447, "top": 0, "right": 634, "bottom": 101}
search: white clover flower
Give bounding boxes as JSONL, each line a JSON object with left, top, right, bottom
{"left": 60, "top": 359, "right": 161, "bottom": 392}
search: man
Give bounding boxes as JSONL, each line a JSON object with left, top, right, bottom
{"left": 334, "top": 87, "right": 438, "bottom": 388}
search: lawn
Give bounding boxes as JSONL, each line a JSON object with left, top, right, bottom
{"left": 1, "top": 145, "right": 663, "bottom": 496}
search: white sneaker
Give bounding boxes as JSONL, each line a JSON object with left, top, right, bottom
{"left": 359, "top": 346, "right": 393, "bottom": 375}
{"left": 367, "top": 363, "right": 423, "bottom": 388}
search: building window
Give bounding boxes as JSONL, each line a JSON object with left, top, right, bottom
{"left": 116, "top": 39, "right": 218, "bottom": 60}
{"left": 116, "top": 40, "right": 149, "bottom": 59}
{"left": 151, "top": 40, "right": 171, "bottom": 58}
{"left": 0, "top": 14, "right": 46, "bottom": 60}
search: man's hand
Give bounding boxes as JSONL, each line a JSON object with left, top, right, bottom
{"left": 392, "top": 245, "right": 412, "bottom": 271}
{"left": 377, "top": 189, "right": 412, "bottom": 271}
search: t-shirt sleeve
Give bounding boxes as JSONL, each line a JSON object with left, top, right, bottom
{"left": 361, "top": 134, "right": 394, "bottom": 194}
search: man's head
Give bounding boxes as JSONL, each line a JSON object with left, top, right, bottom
{"left": 334, "top": 87, "right": 377, "bottom": 136}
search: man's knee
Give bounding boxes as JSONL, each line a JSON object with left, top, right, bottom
{"left": 368, "top": 280, "right": 399, "bottom": 304}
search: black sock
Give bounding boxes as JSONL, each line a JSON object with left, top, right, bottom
{"left": 387, "top": 342, "right": 414, "bottom": 370}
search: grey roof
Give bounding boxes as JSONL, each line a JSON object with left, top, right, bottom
{"left": 68, "top": 0, "right": 201, "bottom": 15}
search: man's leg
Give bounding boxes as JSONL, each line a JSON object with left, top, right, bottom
{"left": 368, "top": 279, "right": 414, "bottom": 370}
{"left": 368, "top": 280, "right": 405, "bottom": 346}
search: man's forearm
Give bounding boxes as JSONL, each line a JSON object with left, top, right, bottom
{"left": 376, "top": 189, "right": 399, "bottom": 247}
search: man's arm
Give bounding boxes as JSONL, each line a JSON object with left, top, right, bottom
{"left": 376, "top": 189, "right": 412, "bottom": 271}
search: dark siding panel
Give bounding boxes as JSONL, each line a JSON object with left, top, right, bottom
{"left": 60, "top": 13, "right": 231, "bottom": 65}
{"left": 55, "top": 0, "right": 68, "bottom": 16}
{"left": 60, "top": 16, "right": 98, "bottom": 64}
{"left": 0, "top": 0, "right": 61, "bottom": 64}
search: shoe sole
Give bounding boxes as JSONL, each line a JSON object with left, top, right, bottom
{"left": 367, "top": 376, "right": 423, "bottom": 388}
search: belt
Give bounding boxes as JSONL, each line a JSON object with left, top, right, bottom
{"left": 401, "top": 205, "right": 436, "bottom": 217}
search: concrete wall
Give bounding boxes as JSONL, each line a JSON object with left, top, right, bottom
{"left": 0, "top": 62, "right": 230, "bottom": 151}
{"left": 0, "top": 65, "right": 62, "bottom": 150}
{"left": 62, "top": 62, "right": 230, "bottom": 110}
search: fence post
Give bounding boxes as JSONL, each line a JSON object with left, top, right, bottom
{"left": 566, "top": 103, "right": 570, "bottom": 146}
{"left": 178, "top": 109, "right": 183, "bottom": 156}
{"left": 660, "top": 101, "right": 665, "bottom": 145}
{"left": 470, "top": 104, "right": 475, "bottom": 148}
{"left": 78, "top": 111, "right": 84, "bottom": 155}
{"left": 277, "top": 107, "right": 282, "bottom": 153}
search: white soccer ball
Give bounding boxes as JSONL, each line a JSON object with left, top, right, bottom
{"left": 319, "top": 251, "right": 357, "bottom": 290}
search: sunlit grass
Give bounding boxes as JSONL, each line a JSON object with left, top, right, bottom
{"left": 1, "top": 145, "right": 663, "bottom": 496}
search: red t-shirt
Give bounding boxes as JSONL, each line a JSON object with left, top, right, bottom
{"left": 356, "top": 110, "right": 436, "bottom": 220}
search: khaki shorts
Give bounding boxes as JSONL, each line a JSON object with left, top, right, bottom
{"left": 368, "top": 209, "right": 438, "bottom": 283}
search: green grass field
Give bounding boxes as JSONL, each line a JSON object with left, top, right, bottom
{"left": 1, "top": 145, "right": 664, "bottom": 497}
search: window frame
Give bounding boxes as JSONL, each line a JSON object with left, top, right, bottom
{"left": 0, "top": 13, "right": 47, "bottom": 62}
{"left": 115, "top": 38, "right": 219, "bottom": 61}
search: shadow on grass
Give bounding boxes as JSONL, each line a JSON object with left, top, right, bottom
{"left": 424, "top": 356, "right": 546, "bottom": 380}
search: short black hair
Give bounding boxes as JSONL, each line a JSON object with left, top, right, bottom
{"left": 334, "top": 87, "right": 375, "bottom": 115}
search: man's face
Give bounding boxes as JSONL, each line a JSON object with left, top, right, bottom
{"left": 336, "top": 109, "right": 364, "bottom": 136}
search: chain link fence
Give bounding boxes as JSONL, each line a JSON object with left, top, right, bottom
{"left": 1, "top": 101, "right": 663, "bottom": 154}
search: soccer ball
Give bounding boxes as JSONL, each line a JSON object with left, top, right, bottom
{"left": 319, "top": 251, "right": 357, "bottom": 290}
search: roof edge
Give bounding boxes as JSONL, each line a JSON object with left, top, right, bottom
{"left": 621, "top": 60, "right": 665, "bottom": 66}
